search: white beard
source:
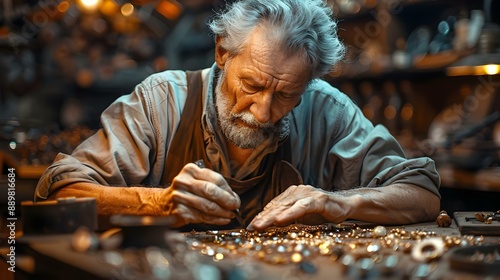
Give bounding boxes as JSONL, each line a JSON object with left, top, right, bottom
{"left": 214, "top": 68, "right": 282, "bottom": 149}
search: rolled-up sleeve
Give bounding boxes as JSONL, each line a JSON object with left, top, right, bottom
{"left": 356, "top": 125, "right": 441, "bottom": 197}
{"left": 35, "top": 70, "right": 188, "bottom": 201}
{"left": 291, "top": 79, "right": 440, "bottom": 198}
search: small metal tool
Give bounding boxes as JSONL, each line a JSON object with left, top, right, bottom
{"left": 194, "top": 159, "right": 245, "bottom": 228}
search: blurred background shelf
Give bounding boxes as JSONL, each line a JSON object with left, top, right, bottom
{"left": 0, "top": 0, "right": 499, "bottom": 213}
{"left": 0, "top": 151, "right": 48, "bottom": 179}
{"left": 438, "top": 166, "right": 500, "bottom": 192}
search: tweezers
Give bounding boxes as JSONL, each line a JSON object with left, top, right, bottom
{"left": 194, "top": 159, "right": 246, "bottom": 228}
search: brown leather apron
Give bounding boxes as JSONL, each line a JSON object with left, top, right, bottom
{"left": 161, "top": 70, "right": 302, "bottom": 230}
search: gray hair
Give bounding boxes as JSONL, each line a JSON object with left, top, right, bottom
{"left": 208, "top": 0, "right": 345, "bottom": 78}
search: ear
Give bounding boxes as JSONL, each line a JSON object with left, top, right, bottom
{"left": 215, "top": 36, "right": 229, "bottom": 69}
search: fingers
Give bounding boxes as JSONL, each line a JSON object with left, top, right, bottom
{"left": 190, "top": 163, "right": 238, "bottom": 197}
{"left": 191, "top": 163, "right": 241, "bottom": 206}
{"left": 174, "top": 163, "right": 240, "bottom": 210}
{"left": 276, "top": 197, "right": 321, "bottom": 223}
{"left": 171, "top": 188, "right": 236, "bottom": 220}
{"left": 248, "top": 185, "right": 326, "bottom": 231}
{"left": 248, "top": 198, "right": 312, "bottom": 230}
{"left": 172, "top": 204, "right": 233, "bottom": 226}
{"left": 161, "top": 163, "right": 241, "bottom": 227}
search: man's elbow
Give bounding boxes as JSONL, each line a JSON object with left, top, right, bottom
{"left": 422, "top": 191, "right": 441, "bottom": 222}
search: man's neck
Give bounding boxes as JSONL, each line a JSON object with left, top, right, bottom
{"left": 226, "top": 140, "right": 254, "bottom": 170}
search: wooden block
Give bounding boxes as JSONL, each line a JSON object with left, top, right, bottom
{"left": 454, "top": 211, "right": 500, "bottom": 236}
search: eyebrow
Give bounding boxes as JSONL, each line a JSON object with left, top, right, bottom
{"left": 240, "top": 75, "right": 303, "bottom": 96}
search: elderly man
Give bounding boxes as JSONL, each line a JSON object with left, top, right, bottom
{"left": 35, "top": 0, "right": 440, "bottom": 231}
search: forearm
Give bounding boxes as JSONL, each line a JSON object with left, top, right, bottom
{"left": 331, "top": 184, "right": 440, "bottom": 225}
{"left": 50, "top": 182, "right": 165, "bottom": 216}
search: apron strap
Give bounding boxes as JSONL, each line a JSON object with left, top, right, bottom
{"left": 161, "top": 70, "right": 206, "bottom": 185}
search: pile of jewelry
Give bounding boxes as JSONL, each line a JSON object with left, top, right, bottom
{"left": 187, "top": 224, "right": 351, "bottom": 264}
{"left": 185, "top": 224, "right": 486, "bottom": 277}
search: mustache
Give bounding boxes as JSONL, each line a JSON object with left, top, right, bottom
{"left": 230, "top": 111, "right": 275, "bottom": 129}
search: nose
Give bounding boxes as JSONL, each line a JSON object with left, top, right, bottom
{"left": 249, "top": 91, "right": 273, "bottom": 124}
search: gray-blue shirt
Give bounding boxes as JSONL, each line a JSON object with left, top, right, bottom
{"left": 35, "top": 64, "right": 440, "bottom": 201}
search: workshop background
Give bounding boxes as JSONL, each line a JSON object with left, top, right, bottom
{"left": 0, "top": 0, "right": 499, "bottom": 215}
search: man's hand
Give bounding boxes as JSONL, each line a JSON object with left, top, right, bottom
{"left": 156, "top": 163, "right": 241, "bottom": 228}
{"left": 247, "top": 185, "right": 351, "bottom": 231}
{"left": 247, "top": 183, "right": 440, "bottom": 231}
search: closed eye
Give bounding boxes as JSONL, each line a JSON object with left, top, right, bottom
{"left": 241, "top": 80, "right": 262, "bottom": 94}
{"left": 277, "top": 91, "right": 300, "bottom": 102}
